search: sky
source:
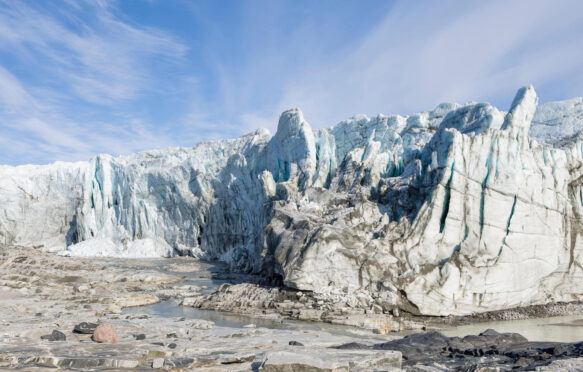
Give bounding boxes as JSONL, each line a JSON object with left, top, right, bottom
{"left": 0, "top": 0, "right": 582, "bottom": 165}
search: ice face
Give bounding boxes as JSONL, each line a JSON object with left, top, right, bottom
{"left": 2, "top": 86, "right": 583, "bottom": 316}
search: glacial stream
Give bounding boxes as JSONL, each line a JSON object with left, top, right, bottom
{"left": 104, "top": 256, "right": 583, "bottom": 343}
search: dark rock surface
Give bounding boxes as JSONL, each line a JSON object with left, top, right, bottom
{"left": 40, "top": 330, "right": 66, "bottom": 342}
{"left": 73, "top": 322, "right": 98, "bottom": 334}
{"left": 335, "top": 329, "right": 583, "bottom": 370}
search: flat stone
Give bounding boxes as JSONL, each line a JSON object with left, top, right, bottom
{"left": 257, "top": 349, "right": 401, "bottom": 371}
{"left": 57, "top": 357, "right": 139, "bottom": 369}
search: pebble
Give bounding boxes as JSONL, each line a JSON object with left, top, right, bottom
{"left": 152, "top": 358, "right": 164, "bottom": 369}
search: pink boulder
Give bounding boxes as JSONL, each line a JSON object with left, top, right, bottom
{"left": 92, "top": 323, "right": 118, "bottom": 344}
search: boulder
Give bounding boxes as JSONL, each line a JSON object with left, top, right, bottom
{"left": 92, "top": 323, "right": 118, "bottom": 344}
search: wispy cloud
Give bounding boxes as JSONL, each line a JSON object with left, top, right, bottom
{"left": 0, "top": 0, "right": 189, "bottom": 164}
{"left": 271, "top": 0, "right": 583, "bottom": 127}
{"left": 178, "top": 0, "right": 583, "bottom": 137}
{"left": 0, "top": 0, "right": 186, "bottom": 103}
{"left": 1, "top": 0, "right": 582, "bottom": 165}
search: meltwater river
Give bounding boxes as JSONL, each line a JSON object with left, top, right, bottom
{"left": 100, "top": 256, "right": 583, "bottom": 343}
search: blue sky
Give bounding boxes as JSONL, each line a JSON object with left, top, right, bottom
{"left": 0, "top": 0, "right": 582, "bottom": 165}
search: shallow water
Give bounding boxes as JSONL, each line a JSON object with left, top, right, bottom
{"left": 122, "top": 301, "right": 389, "bottom": 340}
{"left": 437, "top": 314, "right": 583, "bottom": 342}
{"left": 123, "top": 300, "right": 288, "bottom": 329}
{"left": 105, "top": 256, "right": 583, "bottom": 343}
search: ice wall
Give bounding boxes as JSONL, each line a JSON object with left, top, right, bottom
{"left": 2, "top": 86, "right": 583, "bottom": 315}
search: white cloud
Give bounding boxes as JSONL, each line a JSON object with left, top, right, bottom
{"left": 1, "top": 0, "right": 582, "bottom": 165}
{"left": 0, "top": 1, "right": 187, "bottom": 104}
{"left": 0, "top": 66, "right": 36, "bottom": 111}
{"left": 0, "top": 1, "right": 190, "bottom": 164}
{"left": 269, "top": 0, "right": 583, "bottom": 127}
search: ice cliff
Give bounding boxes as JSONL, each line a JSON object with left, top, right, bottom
{"left": 2, "top": 86, "right": 583, "bottom": 316}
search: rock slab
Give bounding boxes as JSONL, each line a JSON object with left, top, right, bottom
{"left": 257, "top": 349, "right": 401, "bottom": 371}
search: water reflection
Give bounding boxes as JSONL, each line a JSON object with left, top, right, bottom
{"left": 437, "top": 315, "right": 583, "bottom": 342}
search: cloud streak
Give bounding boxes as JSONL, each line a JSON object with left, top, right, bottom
{"left": 0, "top": 0, "right": 189, "bottom": 164}
{"left": 0, "top": 0, "right": 582, "bottom": 165}
{"left": 271, "top": 0, "right": 583, "bottom": 127}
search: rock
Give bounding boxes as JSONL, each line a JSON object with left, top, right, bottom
{"left": 57, "top": 358, "right": 139, "bottom": 369}
{"left": 92, "top": 323, "right": 118, "bottom": 344}
{"left": 373, "top": 332, "right": 450, "bottom": 363}
{"left": 333, "top": 342, "right": 371, "bottom": 350}
{"left": 288, "top": 341, "right": 303, "bottom": 346}
{"left": 536, "top": 357, "right": 583, "bottom": 371}
{"left": 40, "top": 330, "right": 66, "bottom": 341}
{"left": 107, "top": 304, "right": 122, "bottom": 314}
{"left": 73, "top": 322, "right": 98, "bottom": 334}
{"left": 152, "top": 358, "right": 164, "bottom": 369}
{"left": 164, "top": 358, "right": 195, "bottom": 369}
{"left": 257, "top": 349, "right": 401, "bottom": 371}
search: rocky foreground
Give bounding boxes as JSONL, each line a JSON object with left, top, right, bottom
{"left": 1, "top": 244, "right": 583, "bottom": 371}
{"left": 0, "top": 244, "right": 402, "bottom": 370}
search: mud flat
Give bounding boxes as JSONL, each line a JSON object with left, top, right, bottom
{"left": 2, "top": 244, "right": 583, "bottom": 371}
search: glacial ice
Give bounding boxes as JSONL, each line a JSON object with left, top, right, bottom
{"left": 2, "top": 85, "right": 583, "bottom": 316}
{"left": 59, "top": 237, "right": 175, "bottom": 258}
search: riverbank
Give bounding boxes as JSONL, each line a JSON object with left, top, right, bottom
{"left": 1, "top": 244, "right": 583, "bottom": 371}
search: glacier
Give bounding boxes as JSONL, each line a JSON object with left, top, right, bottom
{"left": 2, "top": 85, "right": 583, "bottom": 316}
